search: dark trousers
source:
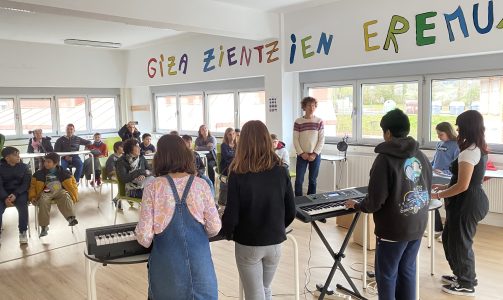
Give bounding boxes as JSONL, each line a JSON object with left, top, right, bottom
{"left": 61, "top": 155, "right": 83, "bottom": 183}
{"left": 294, "top": 154, "right": 321, "bottom": 196}
{"left": 207, "top": 159, "right": 216, "bottom": 185}
{"left": 434, "top": 209, "right": 444, "bottom": 232}
{"left": 442, "top": 192, "right": 488, "bottom": 288}
{"left": 0, "top": 192, "right": 29, "bottom": 233}
{"left": 375, "top": 238, "right": 421, "bottom": 300}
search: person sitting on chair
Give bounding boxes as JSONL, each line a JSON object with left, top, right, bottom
{"left": 182, "top": 135, "right": 214, "bottom": 197}
{"left": 104, "top": 141, "right": 123, "bottom": 180}
{"left": 139, "top": 133, "right": 156, "bottom": 155}
{"left": 0, "top": 147, "right": 31, "bottom": 245}
{"left": 27, "top": 129, "right": 54, "bottom": 171}
{"left": 271, "top": 134, "right": 290, "bottom": 171}
{"left": 29, "top": 152, "right": 78, "bottom": 237}
{"left": 54, "top": 123, "right": 91, "bottom": 184}
{"left": 115, "top": 139, "right": 153, "bottom": 198}
{"left": 118, "top": 121, "right": 141, "bottom": 142}
{"left": 83, "top": 133, "right": 108, "bottom": 186}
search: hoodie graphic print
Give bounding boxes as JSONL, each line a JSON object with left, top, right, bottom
{"left": 400, "top": 157, "right": 429, "bottom": 215}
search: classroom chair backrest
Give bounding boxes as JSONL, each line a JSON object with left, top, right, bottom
{"left": 104, "top": 136, "right": 122, "bottom": 155}
{"left": 216, "top": 143, "right": 221, "bottom": 173}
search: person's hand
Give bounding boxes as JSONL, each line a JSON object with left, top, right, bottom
{"left": 344, "top": 199, "right": 358, "bottom": 209}
{"left": 433, "top": 169, "right": 443, "bottom": 174}
{"left": 145, "top": 150, "right": 152, "bottom": 155}
{"left": 65, "top": 156, "right": 72, "bottom": 161}
{"left": 5, "top": 198, "right": 14, "bottom": 207}
{"left": 137, "top": 175, "right": 146, "bottom": 181}
{"left": 31, "top": 198, "right": 38, "bottom": 205}
{"left": 7, "top": 194, "right": 16, "bottom": 201}
{"left": 432, "top": 184, "right": 447, "bottom": 190}
{"left": 301, "top": 153, "right": 309, "bottom": 160}
{"left": 308, "top": 153, "right": 317, "bottom": 161}
{"left": 207, "top": 142, "right": 214, "bottom": 147}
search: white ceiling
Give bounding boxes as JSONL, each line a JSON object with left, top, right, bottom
{"left": 0, "top": 0, "right": 339, "bottom": 49}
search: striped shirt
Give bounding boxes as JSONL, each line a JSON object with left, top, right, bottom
{"left": 293, "top": 116, "right": 325, "bottom": 154}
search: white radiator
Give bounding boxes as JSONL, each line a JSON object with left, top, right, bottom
{"left": 341, "top": 155, "right": 503, "bottom": 214}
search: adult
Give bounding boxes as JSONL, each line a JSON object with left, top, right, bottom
{"left": 432, "top": 110, "right": 489, "bottom": 296}
{"left": 118, "top": 121, "right": 141, "bottom": 142}
{"left": 219, "top": 127, "right": 236, "bottom": 176}
{"left": 293, "top": 96, "right": 325, "bottom": 196}
{"left": 115, "top": 139, "right": 153, "bottom": 198}
{"left": 194, "top": 125, "right": 217, "bottom": 185}
{"left": 135, "top": 134, "right": 221, "bottom": 300}
{"left": 27, "top": 129, "right": 54, "bottom": 170}
{"left": 54, "top": 123, "right": 91, "bottom": 183}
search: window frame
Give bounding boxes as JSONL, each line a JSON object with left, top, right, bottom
{"left": 17, "top": 95, "right": 56, "bottom": 138}
{"left": 154, "top": 93, "right": 179, "bottom": 133}
{"left": 0, "top": 95, "right": 18, "bottom": 137}
{"left": 206, "top": 90, "right": 237, "bottom": 134}
{"left": 237, "top": 89, "right": 267, "bottom": 128}
{"left": 178, "top": 92, "right": 205, "bottom": 136}
{"left": 88, "top": 95, "right": 120, "bottom": 133}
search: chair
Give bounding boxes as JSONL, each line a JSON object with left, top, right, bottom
{"left": 104, "top": 136, "right": 122, "bottom": 153}
{"left": 113, "top": 179, "right": 142, "bottom": 225}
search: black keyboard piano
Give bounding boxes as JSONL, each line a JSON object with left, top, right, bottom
{"left": 295, "top": 187, "right": 368, "bottom": 223}
{"left": 86, "top": 222, "right": 225, "bottom": 260}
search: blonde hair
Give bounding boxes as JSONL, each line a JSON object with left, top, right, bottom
{"left": 230, "top": 120, "right": 280, "bottom": 174}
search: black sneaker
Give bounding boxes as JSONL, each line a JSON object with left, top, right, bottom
{"left": 442, "top": 283, "right": 475, "bottom": 297}
{"left": 67, "top": 216, "right": 79, "bottom": 226}
{"left": 441, "top": 275, "right": 478, "bottom": 286}
{"left": 40, "top": 226, "right": 49, "bottom": 237}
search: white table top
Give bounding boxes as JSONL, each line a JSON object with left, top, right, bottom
{"left": 484, "top": 170, "right": 503, "bottom": 179}
{"left": 57, "top": 150, "right": 92, "bottom": 156}
{"left": 20, "top": 153, "right": 46, "bottom": 159}
{"left": 321, "top": 154, "right": 346, "bottom": 162}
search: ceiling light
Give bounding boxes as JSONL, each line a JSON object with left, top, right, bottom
{"left": 64, "top": 39, "right": 122, "bottom": 49}
{"left": 0, "top": 7, "right": 34, "bottom": 13}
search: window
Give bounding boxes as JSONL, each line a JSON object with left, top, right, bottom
{"left": 0, "top": 98, "right": 16, "bottom": 135}
{"left": 308, "top": 86, "right": 353, "bottom": 138}
{"left": 239, "top": 91, "right": 265, "bottom": 127}
{"left": 208, "top": 93, "right": 234, "bottom": 133}
{"left": 180, "top": 94, "right": 204, "bottom": 132}
{"left": 361, "top": 82, "right": 419, "bottom": 139}
{"left": 20, "top": 98, "right": 53, "bottom": 135}
{"left": 58, "top": 97, "right": 87, "bottom": 132}
{"left": 431, "top": 76, "right": 503, "bottom": 144}
{"left": 90, "top": 97, "right": 117, "bottom": 131}
{"left": 156, "top": 95, "right": 177, "bottom": 131}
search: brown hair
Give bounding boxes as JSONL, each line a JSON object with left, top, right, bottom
{"left": 435, "top": 122, "right": 457, "bottom": 141}
{"left": 197, "top": 125, "right": 212, "bottom": 138}
{"left": 456, "top": 110, "right": 488, "bottom": 154}
{"left": 153, "top": 134, "right": 196, "bottom": 176}
{"left": 223, "top": 127, "right": 235, "bottom": 145}
{"left": 270, "top": 134, "right": 278, "bottom": 141}
{"left": 229, "top": 120, "right": 280, "bottom": 174}
{"left": 301, "top": 96, "right": 317, "bottom": 109}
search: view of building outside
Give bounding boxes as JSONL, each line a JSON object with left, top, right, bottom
{"left": 239, "top": 91, "right": 265, "bottom": 127}
{"left": 431, "top": 77, "right": 503, "bottom": 144}
{"left": 0, "top": 99, "right": 16, "bottom": 135}
{"left": 90, "top": 97, "right": 117, "bottom": 130}
{"left": 208, "top": 93, "right": 234, "bottom": 133}
{"left": 308, "top": 86, "right": 352, "bottom": 138}
{"left": 156, "top": 95, "right": 177, "bottom": 131}
{"left": 58, "top": 97, "right": 87, "bottom": 132}
{"left": 362, "top": 82, "right": 419, "bottom": 139}
{"left": 180, "top": 94, "right": 204, "bottom": 132}
{"left": 20, "top": 98, "right": 53, "bottom": 135}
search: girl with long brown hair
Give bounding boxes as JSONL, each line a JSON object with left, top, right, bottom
{"left": 432, "top": 110, "right": 489, "bottom": 296}
{"left": 221, "top": 120, "right": 296, "bottom": 300}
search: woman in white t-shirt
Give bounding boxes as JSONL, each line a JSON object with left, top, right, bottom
{"left": 431, "top": 110, "right": 489, "bottom": 297}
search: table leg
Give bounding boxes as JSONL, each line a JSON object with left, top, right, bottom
{"left": 239, "top": 278, "right": 244, "bottom": 300}
{"left": 427, "top": 213, "right": 431, "bottom": 248}
{"left": 363, "top": 213, "right": 368, "bottom": 289}
{"left": 287, "top": 234, "right": 300, "bottom": 300}
{"left": 86, "top": 258, "right": 99, "bottom": 300}
{"left": 431, "top": 210, "right": 435, "bottom": 275}
{"left": 332, "top": 161, "right": 337, "bottom": 191}
{"left": 416, "top": 247, "right": 420, "bottom": 300}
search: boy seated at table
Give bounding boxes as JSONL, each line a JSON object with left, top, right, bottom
{"left": 104, "top": 141, "right": 123, "bottom": 180}
{"left": 83, "top": 132, "right": 108, "bottom": 186}
{"left": 29, "top": 152, "right": 79, "bottom": 237}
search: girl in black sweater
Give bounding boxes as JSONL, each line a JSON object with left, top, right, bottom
{"left": 221, "top": 120, "right": 296, "bottom": 300}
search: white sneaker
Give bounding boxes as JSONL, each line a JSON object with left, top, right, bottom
{"left": 19, "top": 231, "right": 28, "bottom": 244}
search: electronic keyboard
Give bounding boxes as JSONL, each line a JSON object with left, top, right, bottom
{"left": 295, "top": 187, "right": 367, "bottom": 223}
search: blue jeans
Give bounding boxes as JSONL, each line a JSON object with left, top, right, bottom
{"left": 295, "top": 154, "right": 321, "bottom": 196}
{"left": 375, "top": 238, "right": 421, "bottom": 300}
{"left": 60, "top": 155, "right": 83, "bottom": 183}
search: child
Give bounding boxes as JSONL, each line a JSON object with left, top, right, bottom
{"left": 104, "top": 141, "right": 123, "bottom": 180}
{"left": 293, "top": 96, "right": 325, "bottom": 196}
{"left": 182, "top": 135, "right": 214, "bottom": 197}
{"left": 271, "top": 134, "right": 290, "bottom": 169}
{"left": 84, "top": 133, "right": 108, "bottom": 186}
{"left": 29, "top": 152, "right": 79, "bottom": 237}
{"left": 221, "top": 121, "right": 296, "bottom": 300}
{"left": 431, "top": 122, "right": 459, "bottom": 239}
{"left": 140, "top": 133, "right": 156, "bottom": 155}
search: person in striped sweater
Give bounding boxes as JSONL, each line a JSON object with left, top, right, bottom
{"left": 293, "top": 96, "right": 325, "bottom": 196}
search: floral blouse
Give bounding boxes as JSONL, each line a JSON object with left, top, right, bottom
{"left": 135, "top": 175, "right": 221, "bottom": 247}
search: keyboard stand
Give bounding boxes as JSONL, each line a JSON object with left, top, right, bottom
{"left": 311, "top": 212, "right": 368, "bottom": 300}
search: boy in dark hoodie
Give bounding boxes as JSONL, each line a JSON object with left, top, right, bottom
{"left": 0, "top": 147, "right": 31, "bottom": 244}
{"left": 29, "top": 152, "right": 79, "bottom": 237}
{"left": 345, "top": 109, "right": 432, "bottom": 300}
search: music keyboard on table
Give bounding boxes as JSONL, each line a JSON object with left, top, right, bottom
{"left": 295, "top": 187, "right": 367, "bottom": 223}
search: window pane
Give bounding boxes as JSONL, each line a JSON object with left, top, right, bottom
{"left": 20, "top": 98, "right": 53, "bottom": 135}
{"left": 90, "top": 97, "right": 116, "bottom": 130}
{"left": 58, "top": 97, "right": 87, "bottom": 132}
{"left": 180, "top": 95, "right": 203, "bottom": 132}
{"left": 0, "top": 99, "right": 16, "bottom": 135}
{"left": 362, "top": 82, "right": 418, "bottom": 139}
{"left": 308, "top": 86, "right": 353, "bottom": 138}
{"left": 156, "top": 96, "right": 178, "bottom": 131}
{"left": 208, "top": 93, "right": 234, "bottom": 133}
{"left": 239, "top": 91, "right": 265, "bottom": 127}
{"left": 431, "top": 77, "right": 503, "bottom": 144}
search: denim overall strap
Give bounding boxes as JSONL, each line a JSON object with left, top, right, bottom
{"left": 165, "top": 174, "right": 195, "bottom": 205}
